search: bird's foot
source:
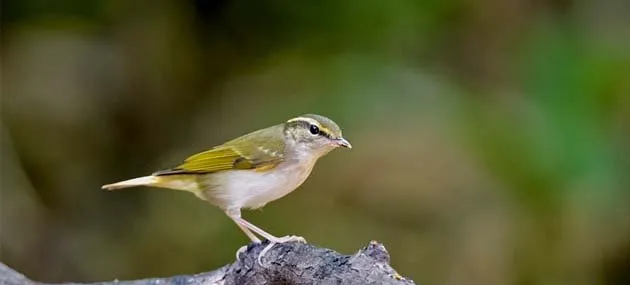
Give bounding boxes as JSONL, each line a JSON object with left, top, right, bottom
{"left": 257, "top": 235, "right": 306, "bottom": 266}
{"left": 268, "top": 235, "right": 307, "bottom": 244}
{"left": 236, "top": 239, "right": 263, "bottom": 261}
{"left": 236, "top": 244, "right": 249, "bottom": 260}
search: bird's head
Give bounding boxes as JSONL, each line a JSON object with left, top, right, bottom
{"left": 284, "top": 114, "right": 351, "bottom": 157}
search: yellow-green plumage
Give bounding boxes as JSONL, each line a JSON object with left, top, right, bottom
{"left": 154, "top": 124, "right": 286, "bottom": 175}
{"left": 101, "top": 114, "right": 350, "bottom": 251}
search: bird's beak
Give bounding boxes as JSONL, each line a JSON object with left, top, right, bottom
{"left": 335, "top": 138, "right": 352, "bottom": 149}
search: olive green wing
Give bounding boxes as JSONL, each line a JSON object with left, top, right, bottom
{"left": 154, "top": 125, "right": 285, "bottom": 175}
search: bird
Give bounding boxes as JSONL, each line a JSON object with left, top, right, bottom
{"left": 102, "top": 114, "right": 351, "bottom": 262}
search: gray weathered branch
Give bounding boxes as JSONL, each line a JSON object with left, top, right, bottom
{"left": 0, "top": 241, "right": 414, "bottom": 285}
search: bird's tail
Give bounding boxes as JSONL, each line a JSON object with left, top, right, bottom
{"left": 102, "top": 174, "right": 200, "bottom": 192}
{"left": 102, "top": 175, "right": 158, "bottom": 190}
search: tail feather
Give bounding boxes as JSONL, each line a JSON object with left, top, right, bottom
{"left": 102, "top": 176, "right": 158, "bottom": 190}
{"left": 102, "top": 175, "right": 200, "bottom": 192}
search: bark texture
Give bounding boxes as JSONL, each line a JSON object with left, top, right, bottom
{"left": 0, "top": 241, "right": 415, "bottom": 285}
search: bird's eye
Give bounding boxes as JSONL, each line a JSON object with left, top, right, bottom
{"left": 309, "top": 125, "right": 320, "bottom": 135}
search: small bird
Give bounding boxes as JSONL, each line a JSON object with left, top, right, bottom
{"left": 102, "top": 114, "right": 351, "bottom": 260}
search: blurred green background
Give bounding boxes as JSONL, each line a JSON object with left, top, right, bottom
{"left": 2, "top": 0, "right": 630, "bottom": 284}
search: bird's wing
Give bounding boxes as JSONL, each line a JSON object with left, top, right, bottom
{"left": 154, "top": 125, "right": 285, "bottom": 175}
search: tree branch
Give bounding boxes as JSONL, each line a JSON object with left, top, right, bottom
{"left": 0, "top": 241, "right": 414, "bottom": 285}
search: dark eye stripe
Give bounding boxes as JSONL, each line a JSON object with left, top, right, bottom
{"left": 319, "top": 130, "right": 332, "bottom": 139}
{"left": 286, "top": 119, "right": 335, "bottom": 139}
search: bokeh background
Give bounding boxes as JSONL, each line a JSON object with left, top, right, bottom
{"left": 2, "top": 0, "right": 630, "bottom": 284}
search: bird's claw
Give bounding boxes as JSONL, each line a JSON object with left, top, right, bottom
{"left": 256, "top": 235, "right": 307, "bottom": 266}
{"left": 271, "top": 235, "right": 306, "bottom": 244}
{"left": 235, "top": 244, "right": 250, "bottom": 260}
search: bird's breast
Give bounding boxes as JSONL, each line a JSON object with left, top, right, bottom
{"left": 200, "top": 157, "right": 317, "bottom": 210}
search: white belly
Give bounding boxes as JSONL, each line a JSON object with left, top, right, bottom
{"left": 199, "top": 158, "right": 316, "bottom": 210}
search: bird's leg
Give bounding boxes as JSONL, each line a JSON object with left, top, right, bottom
{"left": 226, "top": 209, "right": 262, "bottom": 243}
{"left": 233, "top": 215, "right": 306, "bottom": 244}
{"left": 226, "top": 208, "right": 306, "bottom": 265}
{"left": 231, "top": 214, "right": 306, "bottom": 265}
{"left": 235, "top": 221, "right": 262, "bottom": 243}
{"left": 226, "top": 209, "right": 262, "bottom": 260}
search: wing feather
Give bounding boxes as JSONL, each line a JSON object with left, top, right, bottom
{"left": 154, "top": 124, "right": 285, "bottom": 175}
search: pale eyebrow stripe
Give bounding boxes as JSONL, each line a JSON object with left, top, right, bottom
{"left": 286, "top": 117, "right": 335, "bottom": 137}
{"left": 287, "top": 117, "right": 321, "bottom": 127}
